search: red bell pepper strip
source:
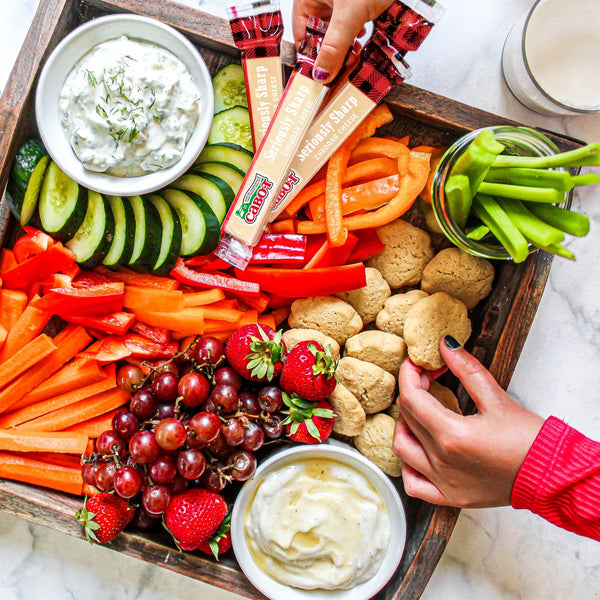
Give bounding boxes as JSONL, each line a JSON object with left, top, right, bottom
{"left": 78, "top": 338, "right": 132, "bottom": 362}
{"left": 2, "top": 243, "right": 76, "bottom": 289}
{"left": 13, "top": 227, "right": 54, "bottom": 263}
{"left": 233, "top": 263, "right": 367, "bottom": 297}
{"left": 130, "top": 321, "right": 172, "bottom": 346}
{"left": 345, "top": 228, "right": 385, "bottom": 264}
{"left": 226, "top": 290, "right": 270, "bottom": 313}
{"left": 170, "top": 258, "right": 261, "bottom": 297}
{"left": 64, "top": 311, "right": 136, "bottom": 335}
{"left": 119, "top": 334, "right": 179, "bottom": 360}
{"left": 95, "top": 265, "right": 180, "bottom": 291}
{"left": 184, "top": 254, "right": 231, "bottom": 271}
{"left": 72, "top": 270, "right": 120, "bottom": 288}
{"left": 304, "top": 232, "right": 358, "bottom": 269}
{"left": 32, "top": 282, "right": 125, "bottom": 317}
{"left": 249, "top": 233, "right": 307, "bottom": 266}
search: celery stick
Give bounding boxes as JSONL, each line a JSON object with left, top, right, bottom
{"left": 465, "top": 223, "right": 490, "bottom": 240}
{"left": 492, "top": 143, "right": 600, "bottom": 169}
{"left": 444, "top": 174, "right": 472, "bottom": 229}
{"left": 533, "top": 241, "right": 576, "bottom": 261}
{"left": 472, "top": 194, "right": 529, "bottom": 263}
{"left": 478, "top": 181, "right": 564, "bottom": 203}
{"left": 525, "top": 202, "right": 590, "bottom": 237}
{"left": 452, "top": 130, "right": 505, "bottom": 195}
{"left": 485, "top": 168, "right": 599, "bottom": 191}
{"left": 501, "top": 198, "right": 565, "bottom": 247}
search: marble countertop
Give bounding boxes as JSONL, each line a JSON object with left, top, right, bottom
{"left": 1, "top": 0, "right": 599, "bottom": 599}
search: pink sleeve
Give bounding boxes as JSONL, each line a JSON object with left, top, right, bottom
{"left": 511, "top": 415, "right": 600, "bottom": 541}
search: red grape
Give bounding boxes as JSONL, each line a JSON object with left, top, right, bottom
{"left": 112, "top": 409, "right": 139, "bottom": 440}
{"left": 113, "top": 465, "right": 143, "bottom": 498}
{"left": 189, "top": 411, "right": 221, "bottom": 444}
{"left": 229, "top": 450, "right": 257, "bottom": 481}
{"left": 155, "top": 361, "right": 179, "bottom": 377}
{"left": 96, "top": 430, "right": 126, "bottom": 457}
{"left": 155, "top": 418, "right": 187, "bottom": 451}
{"left": 170, "top": 474, "right": 189, "bottom": 495}
{"left": 258, "top": 386, "right": 283, "bottom": 413}
{"left": 195, "top": 336, "right": 226, "bottom": 365}
{"left": 156, "top": 402, "right": 176, "bottom": 420}
{"left": 262, "top": 413, "right": 285, "bottom": 439}
{"left": 130, "top": 388, "right": 157, "bottom": 420}
{"left": 238, "top": 391, "right": 261, "bottom": 416}
{"left": 116, "top": 364, "right": 145, "bottom": 393}
{"left": 242, "top": 422, "right": 265, "bottom": 452}
{"left": 95, "top": 462, "right": 116, "bottom": 491}
{"left": 81, "top": 462, "right": 97, "bottom": 486}
{"left": 214, "top": 366, "right": 242, "bottom": 391}
{"left": 221, "top": 418, "right": 245, "bottom": 446}
{"left": 178, "top": 372, "right": 210, "bottom": 407}
{"left": 148, "top": 454, "right": 177, "bottom": 484}
{"left": 129, "top": 430, "right": 160, "bottom": 464}
{"left": 201, "top": 467, "right": 227, "bottom": 493}
{"left": 142, "top": 484, "right": 171, "bottom": 515}
{"left": 176, "top": 448, "right": 207, "bottom": 480}
{"left": 130, "top": 507, "right": 161, "bottom": 531}
{"left": 152, "top": 371, "right": 179, "bottom": 402}
{"left": 210, "top": 384, "right": 238, "bottom": 412}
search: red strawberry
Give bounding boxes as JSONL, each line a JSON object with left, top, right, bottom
{"left": 225, "top": 324, "right": 286, "bottom": 382}
{"left": 76, "top": 492, "right": 134, "bottom": 544}
{"left": 282, "top": 395, "right": 336, "bottom": 444}
{"left": 163, "top": 488, "right": 228, "bottom": 551}
{"left": 280, "top": 341, "right": 338, "bottom": 401}
{"left": 197, "top": 511, "right": 232, "bottom": 560}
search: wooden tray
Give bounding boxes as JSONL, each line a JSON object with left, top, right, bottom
{"left": 0, "top": 1, "right": 581, "bottom": 598}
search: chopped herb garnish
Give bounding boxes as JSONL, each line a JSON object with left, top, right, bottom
{"left": 85, "top": 69, "right": 97, "bottom": 87}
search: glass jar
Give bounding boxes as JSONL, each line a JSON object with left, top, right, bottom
{"left": 430, "top": 125, "right": 573, "bottom": 261}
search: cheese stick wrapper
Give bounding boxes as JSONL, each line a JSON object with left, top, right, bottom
{"left": 217, "top": 16, "right": 330, "bottom": 269}
{"left": 270, "top": 0, "right": 444, "bottom": 220}
{"left": 227, "top": 0, "right": 284, "bottom": 147}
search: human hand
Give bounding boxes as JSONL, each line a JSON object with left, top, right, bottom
{"left": 393, "top": 336, "right": 545, "bottom": 508}
{"left": 292, "top": 0, "right": 394, "bottom": 83}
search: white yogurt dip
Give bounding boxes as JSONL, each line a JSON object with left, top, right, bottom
{"left": 245, "top": 457, "right": 391, "bottom": 591}
{"left": 59, "top": 35, "right": 201, "bottom": 176}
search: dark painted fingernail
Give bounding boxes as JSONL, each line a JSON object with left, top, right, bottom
{"left": 443, "top": 335, "right": 461, "bottom": 350}
{"left": 313, "top": 68, "right": 330, "bottom": 81}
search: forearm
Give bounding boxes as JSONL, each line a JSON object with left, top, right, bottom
{"left": 511, "top": 416, "right": 600, "bottom": 542}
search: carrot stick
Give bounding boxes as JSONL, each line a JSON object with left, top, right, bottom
{"left": 208, "top": 330, "right": 237, "bottom": 342}
{"left": 283, "top": 157, "right": 398, "bottom": 218}
{"left": 61, "top": 409, "right": 120, "bottom": 438}
{"left": 123, "top": 285, "right": 184, "bottom": 312}
{"left": 0, "top": 451, "right": 83, "bottom": 495}
{"left": 0, "top": 334, "right": 56, "bottom": 390}
{"left": 14, "top": 358, "right": 106, "bottom": 408}
{"left": 0, "top": 429, "right": 88, "bottom": 454}
{"left": 0, "top": 295, "right": 52, "bottom": 363}
{"left": 0, "top": 249, "right": 17, "bottom": 274}
{"left": 133, "top": 307, "right": 205, "bottom": 335}
{"left": 16, "top": 387, "right": 129, "bottom": 432}
{"left": 0, "top": 374, "right": 117, "bottom": 428}
{"left": 0, "top": 289, "right": 27, "bottom": 331}
{"left": 199, "top": 306, "right": 245, "bottom": 323}
{"left": 267, "top": 218, "right": 296, "bottom": 234}
{"left": 257, "top": 314, "right": 276, "bottom": 330}
{"left": 0, "top": 326, "right": 92, "bottom": 414}
{"left": 182, "top": 289, "right": 226, "bottom": 307}
{"left": 0, "top": 325, "right": 6, "bottom": 349}
{"left": 17, "top": 452, "right": 82, "bottom": 469}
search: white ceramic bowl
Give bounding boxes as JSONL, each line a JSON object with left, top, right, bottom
{"left": 35, "top": 14, "right": 214, "bottom": 196}
{"left": 231, "top": 442, "right": 407, "bottom": 600}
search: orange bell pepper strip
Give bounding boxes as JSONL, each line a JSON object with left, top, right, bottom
{"left": 298, "top": 151, "right": 431, "bottom": 234}
{"left": 324, "top": 105, "right": 395, "bottom": 247}
{"left": 309, "top": 174, "right": 400, "bottom": 222}
{"left": 281, "top": 157, "right": 398, "bottom": 219}
{"left": 349, "top": 137, "right": 411, "bottom": 168}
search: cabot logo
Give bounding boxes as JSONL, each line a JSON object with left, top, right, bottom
{"left": 235, "top": 173, "right": 274, "bottom": 224}
{"left": 273, "top": 171, "right": 301, "bottom": 210}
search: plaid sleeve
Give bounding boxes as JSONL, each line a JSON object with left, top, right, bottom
{"left": 511, "top": 416, "right": 600, "bottom": 542}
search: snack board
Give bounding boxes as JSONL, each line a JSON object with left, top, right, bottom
{"left": 0, "top": 0, "right": 582, "bottom": 599}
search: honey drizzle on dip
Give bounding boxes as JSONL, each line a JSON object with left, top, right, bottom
{"left": 245, "top": 457, "right": 391, "bottom": 590}
{"left": 59, "top": 36, "right": 201, "bottom": 177}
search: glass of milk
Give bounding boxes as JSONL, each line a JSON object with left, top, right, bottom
{"left": 502, "top": 0, "right": 600, "bottom": 115}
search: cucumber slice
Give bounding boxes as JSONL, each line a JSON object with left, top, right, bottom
{"left": 208, "top": 106, "right": 253, "bottom": 153}
{"left": 194, "top": 142, "right": 253, "bottom": 174}
{"left": 161, "top": 189, "right": 220, "bottom": 256}
{"left": 194, "top": 162, "right": 244, "bottom": 195}
{"left": 172, "top": 173, "right": 232, "bottom": 222}
{"left": 147, "top": 194, "right": 183, "bottom": 275}
{"left": 5, "top": 138, "right": 49, "bottom": 224}
{"left": 213, "top": 63, "right": 248, "bottom": 113}
{"left": 126, "top": 195, "right": 163, "bottom": 273}
{"left": 66, "top": 190, "right": 115, "bottom": 269}
{"left": 38, "top": 161, "right": 88, "bottom": 242}
{"left": 103, "top": 196, "right": 136, "bottom": 270}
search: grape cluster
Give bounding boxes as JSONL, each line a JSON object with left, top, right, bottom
{"left": 81, "top": 336, "right": 287, "bottom": 527}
